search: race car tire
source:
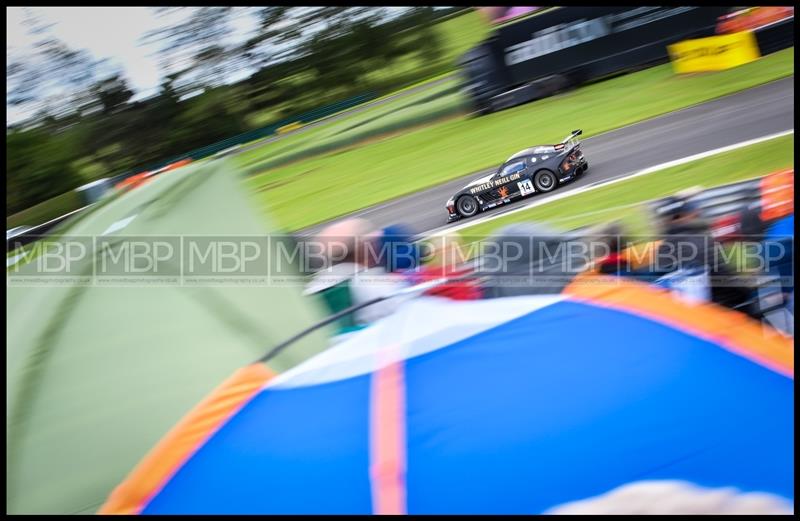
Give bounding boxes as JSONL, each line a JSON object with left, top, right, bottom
{"left": 456, "top": 195, "right": 479, "bottom": 217}
{"left": 583, "top": 161, "right": 589, "bottom": 172}
{"left": 533, "top": 169, "right": 558, "bottom": 193}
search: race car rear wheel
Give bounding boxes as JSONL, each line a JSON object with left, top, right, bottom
{"left": 533, "top": 169, "right": 558, "bottom": 193}
{"left": 456, "top": 195, "right": 479, "bottom": 217}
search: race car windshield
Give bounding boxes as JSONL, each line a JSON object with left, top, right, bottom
{"left": 499, "top": 161, "right": 526, "bottom": 176}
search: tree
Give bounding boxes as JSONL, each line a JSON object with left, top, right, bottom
{"left": 142, "top": 7, "right": 240, "bottom": 91}
{"left": 408, "top": 7, "right": 444, "bottom": 65}
{"left": 90, "top": 74, "right": 134, "bottom": 116}
{"left": 241, "top": 6, "right": 297, "bottom": 68}
{"left": 349, "top": 16, "right": 389, "bottom": 75}
{"left": 7, "top": 127, "right": 84, "bottom": 214}
{"left": 171, "top": 88, "right": 246, "bottom": 151}
{"left": 7, "top": 9, "right": 106, "bottom": 124}
{"left": 302, "top": 27, "right": 363, "bottom": 96}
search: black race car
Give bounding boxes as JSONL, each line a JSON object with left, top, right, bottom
{"left": 446, "top": 130, "right": 588, "bottom": 221}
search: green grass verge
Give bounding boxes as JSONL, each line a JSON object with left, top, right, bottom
{"left": 235, "top": 77, "right": 462, "bottom": 169}
{"left": 244, "top": 47, "right": 794, "bottom": 232}
{"left": 458, "top": 134, "right": 794, "bottom": 241}
{"left": 7, "top": 190, "right": 85, "bottom": 229}
{"left": 369, "top": 71, "right": 455, "bottom": 103}
{"left": 238, "top": 87, "right": 468, "bottom": 172}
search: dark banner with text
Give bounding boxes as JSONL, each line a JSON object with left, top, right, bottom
{"left": 493, "top": 6, "right": 729, "bottom": 87}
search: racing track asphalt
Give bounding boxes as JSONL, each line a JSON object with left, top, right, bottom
{"left": 297, "top": 76, "right": 794, "bottom": 237}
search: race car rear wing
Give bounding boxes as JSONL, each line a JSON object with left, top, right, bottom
{"left": 556, "top": 129, "right": 582, "bottom": 151}
{"left": 561, "top": 129, "right": 582, "bottom": 144}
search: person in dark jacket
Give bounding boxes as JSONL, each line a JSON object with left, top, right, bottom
{"left": 655, "top": 190, "right": 760, "bottom": 305}
{"left": 656, "top": 196, "right": 714, "bottom": 272}
{"left": 476, "top": 222, "right": 590, "bottom": 298}
{"left": 595, "top": 222, "right": 633, "bottom": 277}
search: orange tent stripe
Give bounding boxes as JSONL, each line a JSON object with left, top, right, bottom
{"left": 369, "top": 360, "right": 407, "bottom": 515}
{"left": 98, "top": 363, "right": 275, "bottom": 515}
{"left": 563, "top": 273, "right": 793, "bottom": 378}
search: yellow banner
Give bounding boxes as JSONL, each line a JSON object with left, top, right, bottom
{"left": 668, "top": 31, "right": 761, "bottom": 74}
{"left": 277, "top": 121, "right": 303, "bottom": 134}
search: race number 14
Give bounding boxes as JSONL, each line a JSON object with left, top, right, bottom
{"left": 518, "top": 179, "right": 535, "bottom": 196}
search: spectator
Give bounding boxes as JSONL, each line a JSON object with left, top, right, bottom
{"left": 656, "top": 190, "right": 711, "bottom": 269}
{"left": 378, "top": 224, "right": 422, "bottom": 273}
{"left": 352, "top": 227, "right": 412, "bottom": 325}
{"left": 476, "top": 222, "right": 590, "bottom": 298}
{"left": 594, "top": 222, "right": 632, "bottom": 276}
{"left": 654, "top": 192, "right": 714, "bottom": 303}
{"left": 305, "top": 218, "right": 408, "bottom": 327}
{"left": 406, "top": 233, "right": 483, "bottom": 301}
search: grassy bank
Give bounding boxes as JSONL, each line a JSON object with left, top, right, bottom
{"left": 234, "top": 78, "right": 462, "bottom": 170}
{"left": 238, "top": 85, "right": 468, "bottom": 173}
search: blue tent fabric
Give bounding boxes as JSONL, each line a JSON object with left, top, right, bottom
{"left": 143, "top": 376, "right": 373, "bottom": 515}
{"left": 105, "top": 287, "right": 793, "bottom": 514}
{"left": 767, "top": 214, "right": 794, "bottom": 239}
{"left": 765, "top": 214, "right": 794, "bottom": 293}
{"left": 402, "top": 301, "right": 792, "bottom": 514}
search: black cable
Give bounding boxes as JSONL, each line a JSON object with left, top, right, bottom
{"left": 257, "top": 294, "right": 389, "bottom": 363}
{"left": 257, "top": 271, "right": 481, "bottom": 364}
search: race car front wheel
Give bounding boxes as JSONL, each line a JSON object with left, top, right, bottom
{"left": 456, "top": 195, "right": 479, "bottom": 218}
{"left": 533, "top": 170, "right": 558, "bottom": 193}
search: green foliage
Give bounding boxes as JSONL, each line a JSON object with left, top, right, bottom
{"left": 91, "top": 74, "right": 134, "bottom": 116}
{"left": 6, "top": 128, "right": 83, "bottom": 216}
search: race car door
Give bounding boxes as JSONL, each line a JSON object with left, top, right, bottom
{"left": 495, "top": 160, "right": 529, "bottom": 199}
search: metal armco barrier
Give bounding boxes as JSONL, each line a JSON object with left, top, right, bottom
{"left": 6, "top": 205, "right": 90, "bottom": 253}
